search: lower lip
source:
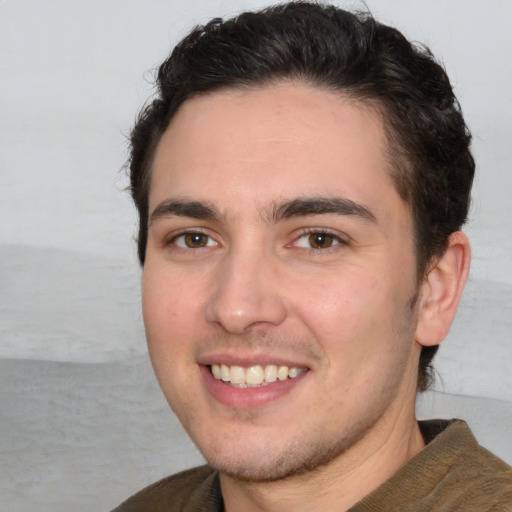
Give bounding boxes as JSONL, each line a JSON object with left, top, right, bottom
{"left": 200, "top": 365, "right": 308, "bottom": 409}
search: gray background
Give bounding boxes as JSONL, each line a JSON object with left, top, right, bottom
{"left": 1, "top": 1, "right": 511, "bottom": 511}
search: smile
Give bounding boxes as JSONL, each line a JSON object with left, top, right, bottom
{"left": 210, "top": 364, "right": 307, "bottom": 388}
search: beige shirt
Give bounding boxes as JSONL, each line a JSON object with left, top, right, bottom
{"left": 113, "top": 420, "right": 512, "bottom": 511}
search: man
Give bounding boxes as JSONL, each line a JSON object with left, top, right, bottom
{"left": 114, "top": 2, "right": 512, "bottom": 510}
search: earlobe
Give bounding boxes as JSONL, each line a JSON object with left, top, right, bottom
{"left": 415, "top": 232, "right": 471, "bottom": 347}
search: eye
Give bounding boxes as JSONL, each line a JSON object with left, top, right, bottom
{"left": 294, "top": 231, "right": 344, "bottom": 249}
{"left": 172, "top": 232, "right": 217, "bottom": 249}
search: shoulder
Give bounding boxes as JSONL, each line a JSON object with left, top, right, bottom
{"left": 438, "top": 446, "right": 512, "bottom": 511}
{"left": 418, "top": 419, "right": 512, "bottom": 511}
{"left": 352, "top": 419, "right": 512, "bottom": 512}
{"left": 111, "top": 465, "right": 222, "bottom": 512}
{"left": 442, "top": 437, "right": 512, "bottom": 510}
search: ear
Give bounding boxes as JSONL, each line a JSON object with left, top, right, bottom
{"left": 415, "top": 231, "right": 471, "bottom": 347}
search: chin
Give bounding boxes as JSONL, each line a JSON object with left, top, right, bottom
{"left": 199, "top": 424, "right": 370, "bottom": 483}
{"left": 207, "top": 453, "right": 318, "bottom": 483}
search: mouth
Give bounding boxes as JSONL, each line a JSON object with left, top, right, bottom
{"left": 210, "top": 364, "right": 308, "bottom": 388}
{"left": 201, "top": 360, "right": 310, "bottom": 408}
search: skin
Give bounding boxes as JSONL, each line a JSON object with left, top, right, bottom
{"left": 142, "top": 82, "right": 470, "bottom": 511}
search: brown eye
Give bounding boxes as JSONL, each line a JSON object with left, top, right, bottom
{"left": 184, "top": 233, "right": 208, "bottom": 248}
{"left": 294, "top": 231, "right": 343, "bottom": 250}
{"left": 308, "top": 233, "right": 335, "bottom": 249}
{"left": 173, "top": 232, "right": 216, "bottom": 249}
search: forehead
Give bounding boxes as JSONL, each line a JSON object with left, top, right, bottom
{"left": 150, "top": 82, "right": 401, "bottom": 218}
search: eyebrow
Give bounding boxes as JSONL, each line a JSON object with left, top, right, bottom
{"left": 149, "top": 199, "right": 222, "bottom": 225}
{"left": 149, "top": 196, "right": 377, "bottom": 227}
{"left": 269, "top": 197, "right": 377, "bottom": 224}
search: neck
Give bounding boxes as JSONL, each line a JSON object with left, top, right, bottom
{"left": 220, "top": 405, "right": 424, "bottom": 512}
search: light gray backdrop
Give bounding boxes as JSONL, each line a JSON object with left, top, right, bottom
{"left": 1, "top": 1, "right": 511, "bottom": 511}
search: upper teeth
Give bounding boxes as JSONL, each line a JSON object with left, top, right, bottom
{"left": 211, "top": 364, "right": 306, "bottom": 387}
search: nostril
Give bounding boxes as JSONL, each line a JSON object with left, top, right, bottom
{"left": 205, "top": 291, "right": 287, "bottom": 334}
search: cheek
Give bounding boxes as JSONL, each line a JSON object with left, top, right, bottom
{"left": 294, "top": 266, "right": 413, "bottom": 361}
{"left": 141, "top": 266, "right": 204, "bottom": 418}
{"left": 297, "top": 271, "right": 381, "bottom": 334}
{"left": 142, "top": 265, "right": 202, "bottom": 361}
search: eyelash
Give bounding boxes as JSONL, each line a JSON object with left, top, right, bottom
{"left": 164, "top": 230, "right": 217, "bottom": 249}
{"left": 293, "top": 229, "right": 348, "bottom": 251}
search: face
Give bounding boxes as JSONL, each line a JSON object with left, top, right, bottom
{"left": 142, "top": 82, "right": 423, "bottom": 481}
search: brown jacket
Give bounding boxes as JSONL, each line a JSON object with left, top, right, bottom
{"left": 113, "top": 420, "right": 512, "bottom": 511}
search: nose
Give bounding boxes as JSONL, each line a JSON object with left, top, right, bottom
{"left": 205, "top": 249, "right": 287, "bottom": 334}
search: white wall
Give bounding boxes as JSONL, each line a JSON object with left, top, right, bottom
{"left": 1, "top": 2, "right": 511, "bottom": 508}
